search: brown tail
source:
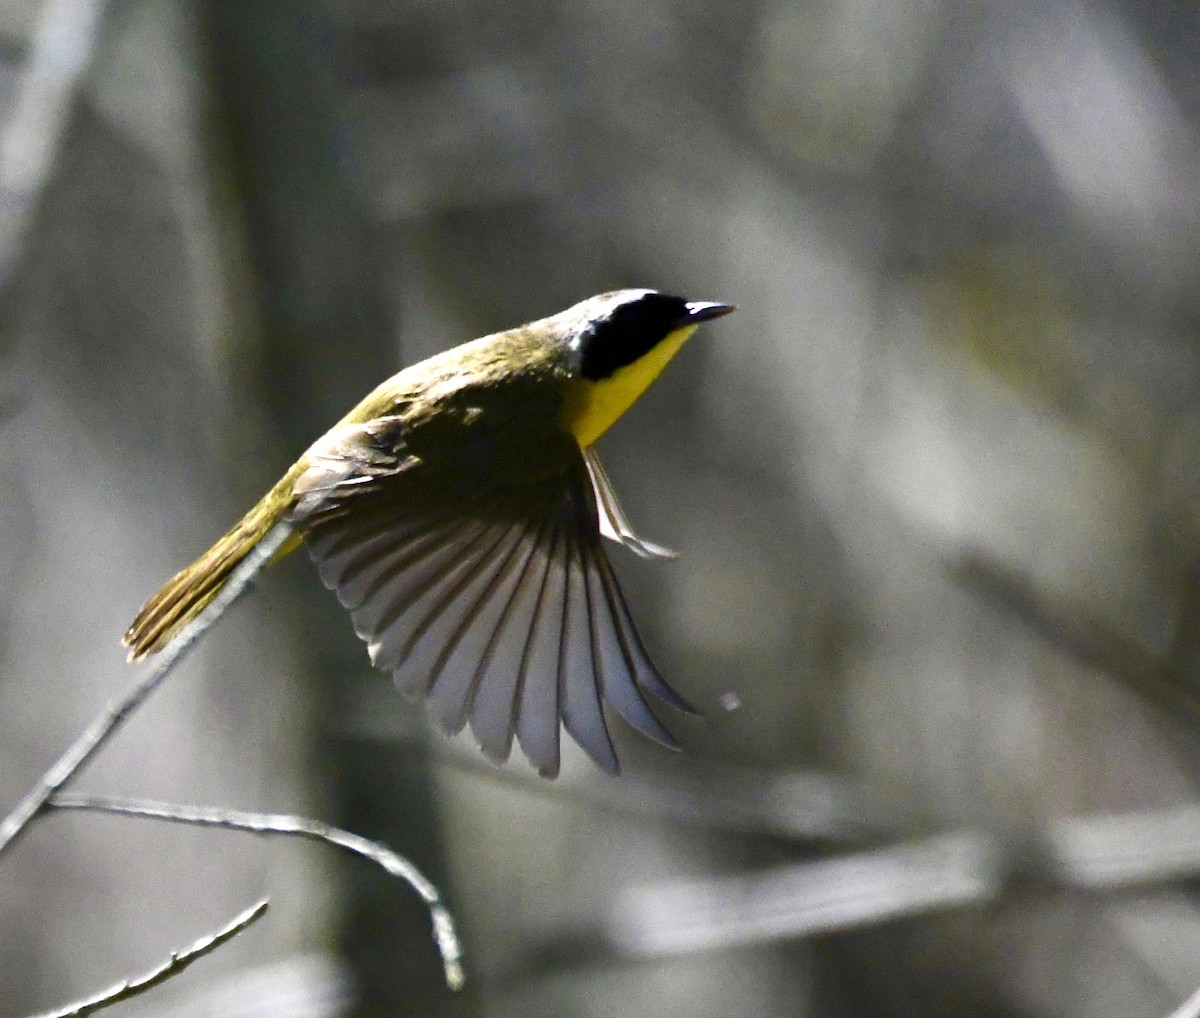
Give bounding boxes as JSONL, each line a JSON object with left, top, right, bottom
{"left": 123, "top": 478, "right": 301, "bottom": 660}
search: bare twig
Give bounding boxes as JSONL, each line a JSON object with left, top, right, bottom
{"left": 30, "top": 899, "right": 269, "bottom": 1018}
{"left": 0, "top": 522, "right": 295, "bottom": 856}
{"left": 48, "top": 792, "right": 465, "bottom": 991}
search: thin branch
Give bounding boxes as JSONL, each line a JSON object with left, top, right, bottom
{"left": 30, "top": 899, "right": 269, "bottom": 1018}
{"left": 48, "top": 792, "right": 465, "bottom": 991}
{"left": 0, "top": 522, "right": 295, "bottom": 856}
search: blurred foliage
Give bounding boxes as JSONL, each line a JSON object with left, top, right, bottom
{"left": 4, "top": 0, "right": 1200, "bottom": 1016}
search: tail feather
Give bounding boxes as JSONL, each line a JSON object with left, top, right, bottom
{"left": 123, "top": 478, "right": 300, "bottom": 660}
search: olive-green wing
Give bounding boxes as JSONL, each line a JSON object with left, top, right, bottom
{"left": 289, "top": 417, "right": 692, "bottom": 777}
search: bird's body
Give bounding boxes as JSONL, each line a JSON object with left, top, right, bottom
{"left": 124, "top": 290, "right": 734, "bottom": 776}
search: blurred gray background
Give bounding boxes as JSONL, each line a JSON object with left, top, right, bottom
{"left": 4, "top": 0, "right": 1200, "bottom": 1015}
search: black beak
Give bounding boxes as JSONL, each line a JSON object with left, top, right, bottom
{"left": 684, "top": 300, "right": 737, "bottom": 323}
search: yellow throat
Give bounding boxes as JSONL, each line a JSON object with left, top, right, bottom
{"left": 564, "top": 324, "right": 697, "bottom": 448}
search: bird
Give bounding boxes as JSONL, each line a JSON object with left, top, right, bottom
{"left": 123, "top": 289, "right": 735, "bottom": 777}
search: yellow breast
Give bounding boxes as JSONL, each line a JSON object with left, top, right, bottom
{"left": 562, "top": 324, "right": 697, "bottom": 447}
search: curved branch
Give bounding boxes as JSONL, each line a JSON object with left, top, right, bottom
{"left": 48, "top": 792, "right": 464, "bottom": 991}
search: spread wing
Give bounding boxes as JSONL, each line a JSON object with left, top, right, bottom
{"left": 289, "top": 416, "right": 693, "bottom": 777}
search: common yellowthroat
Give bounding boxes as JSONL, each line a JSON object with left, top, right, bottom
{"left": 124, "top": 290, "right": 735, "bottom": 776}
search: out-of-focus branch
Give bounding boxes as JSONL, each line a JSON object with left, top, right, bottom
{"left": 606, "top": 832, "right": 1002, "bottom": 957}
{"left": 590, "top": 801, "right": 1200, "bottom": 959}
{"left": 0, "top": 0, "right": 109, "bottom": 288}
{"left": 0, "top": 522, "right": 295, "bottom": 856}
{"left": 428, "top": 737, "right": 892, "bottom": 844}
{"left": 948, "top": 550, "right": 1200, "bottom": 723}
{"left": 1049, "top": 803, "right": 1200, "bottom": 888}
{"left": 30, "top": 899, "right": 268, "bottom": 1018}
{"left": 1168, "top": 983, "right": 1200, "bottom": 1018}
{"left": 48, "top": 792, "right": 464, "bottom": 991}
